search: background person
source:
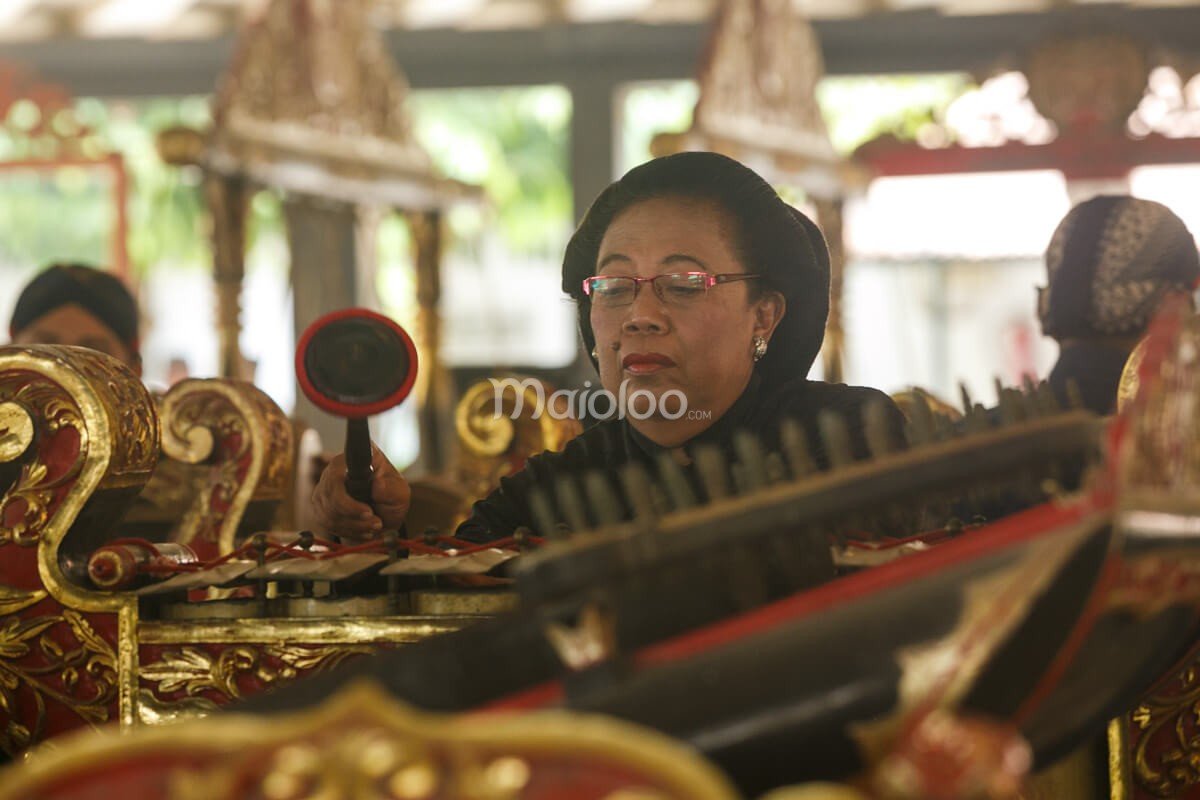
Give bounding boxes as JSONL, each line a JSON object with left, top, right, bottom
{"left": 1038, "top": 195, "right": 1200, "bottom": 415}
{"left": 9, "top": 262, "right": 141, "bottom": 376}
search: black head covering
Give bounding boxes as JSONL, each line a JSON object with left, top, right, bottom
{"left": 10, "top": 263, "right": 140, "bottom": 351}
{"left": 1039, "top": 195, "right": 1200, "bottom": 340}
{"left": 562, "top": 152, "right": 830, "bottom": 390}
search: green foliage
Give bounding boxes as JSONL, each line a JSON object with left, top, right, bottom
{"left": 407, "top": 86, "right": 572, "bottom": 256}
{"left": 618, "top": 75, "right": 972, "bottom": 167}
{"left": 816, "top": 74, "right": 972, "bottom": 154}
{"left": 0, "top": 76, "right": 969, "bottom": 281}
{"left": 0, "top": 96, "right": 212, "bottom": 276}
{"left": 618, "top": 81, "right": 699, "bottom": 174}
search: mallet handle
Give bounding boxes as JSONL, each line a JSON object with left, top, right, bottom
{"left": 344, "top": 417, "right": 374, "bottom": 506}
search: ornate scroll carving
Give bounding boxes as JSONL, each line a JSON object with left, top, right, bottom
{"left": 0, "top": 600, "right": 118, "bottom": 755}
{"left": 0, "top": 345, "right": 159, "bottom": 581}
{"left": 1128, "top": 660, "right": 1200, "bottom": 797}
{"left": 455, "top": 377, "right": 582, "bottom": 502}
{"left": 0, "top": 374, "right": 85, "bottom": 548}
{"left": 138, "top": 644, "right": 370, "bottom": 708}
{"left": 0, "top": 345, "right": 159, "bottom": 754}
{"left": 159, "top": 379, "right": 293, "bottom": 559}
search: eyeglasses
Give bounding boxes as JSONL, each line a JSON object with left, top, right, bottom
{"left": 582, "top": 272, "right": 761, "bottom": 308}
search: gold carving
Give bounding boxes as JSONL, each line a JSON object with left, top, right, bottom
{"left": 215, "top": 0, "right": 428, "bottom": 168}
{"left": 652, "top": 0, "right": 842, "bottom": 192}
{"left": 0, "top": 346, "right": 159, "bottom": 742}
{"left": 0, "top": 373, "right": 86, "bottom": 548}
{"left": 69, "top": 352, "right": 158, "bottom": 489}
{"left": 1108, "top": 718, "right": 1132, "bottom": 800}
{"left": 160, "top": 378, "right": 293, "bottom": 555}
{"left": 208, "top": 0, "right": 475, "bottom": 209}
{"left": 0, "top": 347, "right": 157, "bottom": 502}
{"left": 137, "top": 616, "right": 476, "bottom": 646}
{"left": 0, "top": 681, "right": 739, "bottom": 800}
{"left": 0, "top": 609, "right": 117, "bottom": 755}
{"left": 458, "top": 379, "right": 530, "bottom": 460}
{"left": 139, "top": 644, "right": 371, "bottom": 704}
{"left": 1116, "top": 305, "right": 1200, "bottom": 510}
{"left": 0, "top": 585, "right": 46, "bottom": 616}
{"left": 758, "top": 787, "right": 869, "bottom": 800}
{"left": 1026, "top": 33, "right": 1149, "bottom": 132}
{"left": 0, "top": 347, "right": 158, "bottom": 605}
{"left": 1125, "top": 659, "right": 1200, "bottom": 797}
{"left": 455, "top": 377, "right": 582, "bottom": 501}
{"left": 1116, "top": 337, "right": 1146, "bottom": 415}
{"left": 0, "top": 402, "right": 34, "bottom": 464}
{"left": 155, "top": 125, "right": 207, "bottom": 168}
{"left": 168, "top": 768, "right": 237, "bottom": 800}
{"left": 136, "top": 688, "right": 220, "bottom": 727}
{"left": 890, "top": 388, "right": 963, "bottom": 426}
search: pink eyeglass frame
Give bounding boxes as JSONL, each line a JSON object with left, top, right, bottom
{"left": 581, "top": 272, "right": 762, "bottom": 299}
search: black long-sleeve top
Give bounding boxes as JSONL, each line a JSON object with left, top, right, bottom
{"left": 455, "top": 372, "right": 906, "bottom": 542}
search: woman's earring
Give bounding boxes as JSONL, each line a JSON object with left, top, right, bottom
{"left": 591, "top": 347, "right": 599, "bottom": 360}
{"left": 752, "top": 335, "right": 768, "bottom": 362}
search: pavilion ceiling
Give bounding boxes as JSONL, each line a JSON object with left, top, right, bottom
{"left": 0, "top": 0, "right": 1195, "bottom": 41}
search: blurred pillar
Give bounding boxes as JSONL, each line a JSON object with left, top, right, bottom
{"left": 205, "top": 173, "right": 250, "bottom": 381}
{"left": 569, "top": 76, "right": 618, "bottom": 224}
{"left": 407, "top": 210, "right": 452, "bottom": 475}
{"left": 285, "top": 194, "right": 359, "bottom": 447}
{"left": 814, "top": 197, "right": 845, "bottom": 384}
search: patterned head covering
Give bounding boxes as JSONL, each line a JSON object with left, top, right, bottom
{"left": 1039, "top": 196, "right": 1200, "bottom": 340}
{"left": 10, "top": 263, "right": 140, "bottom": 352}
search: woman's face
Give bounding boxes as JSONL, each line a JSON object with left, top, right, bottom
{"left": 12, "top": 303, "right": 141, "bottom": 375}
{"left": 589, "top": 196, "right": 784, "bottom": 447}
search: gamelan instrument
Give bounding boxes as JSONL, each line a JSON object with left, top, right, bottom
{"left": 4, "top": 301, "right": 1200, "bottom": 799}
{"left": 230, "top": 302, "right": 1200, "bottom": 797}
{"left": 0, "top": 317, "right": 525, "bottom": 757}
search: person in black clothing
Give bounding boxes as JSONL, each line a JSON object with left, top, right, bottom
{"left": 9, "top": 263, "right": 142, "bottom": 375}
{"left": 1038, "top": 195, "right": 1199, "bottom": 415}
{"left": 312, "top": 152, "right": 906, "bottom": 542}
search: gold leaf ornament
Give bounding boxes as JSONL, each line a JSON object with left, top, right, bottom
{"left": 0, "top": 585, "right": 47, "bottom": 616}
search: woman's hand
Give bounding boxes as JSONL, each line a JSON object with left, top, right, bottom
{"left": 311, "top": 444, "right": 411, "bottom": 540}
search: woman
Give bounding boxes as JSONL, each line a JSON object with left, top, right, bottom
{"left": 9, "top": 263, "right": 142, "bottom": 375}
{"left": 313, "top": 152, "right": 905, "bottom": 542}
{"left": 1038, "top": 195, "right": 1200, "bottom": 415}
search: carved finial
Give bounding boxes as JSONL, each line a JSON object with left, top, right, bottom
{"left": 554, "top": 476, "right": 590, "bottom": 534}
{"left": 694, "top": 445, "right": 732, "bottom": 502}
{"left": 780, "top": 418, "right": 816, "bottom": 478}
{"left": 817, "top": 410, "right": 854, "bottom": 469}
{"left": 656, "top": 452, "right": 698, "bottom": 510}
{"left": 734, "top": 431, "right": 769, "bottom": 490}
{"left": 583, "top": 471, "right": 622, "bottom": 528}
{"left": 863, "top": 400, "right": 898, "bottom": 459}
{"left": 618, "top": 462, "right": 658, "bottom": 522}
{"left": 527, "top": 488, "right": 558, "bottom": 538}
